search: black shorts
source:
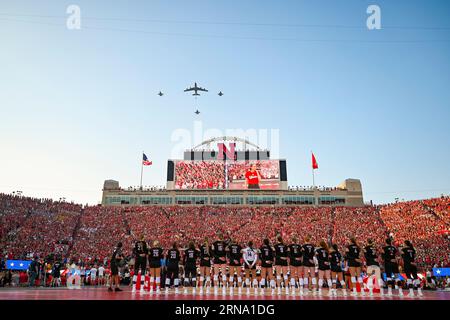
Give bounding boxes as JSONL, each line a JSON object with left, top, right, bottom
{"left": 261, "top": 263, "right": 273, "bottom": 269}
{"left": 275, "top": 260, "right": 288, "bottom": 267}
{"left": 229, "top": 261, "right": 242, "bottom": 267}
{"left": 347, "top": 260, "right": 361, "bottom": 268}
{"left": 302, "top": 260, "right": 315, "bottom": 267}
{"left": 200, "top": 260, "right": 211, "bottom": 267}
{"left": 134, "top": 257, "right": 147, "bottom": 272}
{"left": 111, "top": 264, "right": 119, "bottom": 276}
{"left": 248, "top": 184, "right": 260, "bottom": 189}
{"left": 213, "top": 257, "right": 226, "bottom": 265}
{"left": 318, "top": 266, "right": 330, "bottom": 271}
{"left": 185, "top": 265, "right": 197, "bottom": 278}
{"left": 289, "top": 259, "right": 302, "bottom": 267}
{"left": 384, "top": 262, "right": 399, "bottom": 276}
{"left": 149, "top": 261, "right": 161, "bottom": 269}
{"left": 52, "top": 273, "right": 60, "bottom": 278}
{"left": 403, "top": 263, "right": 417, "bottom": 275}
{"left": 166, "top": 266, "right": 179, "bottom": 279}
{"left": 330, "top": 265, "right": 342, "bottom": 273}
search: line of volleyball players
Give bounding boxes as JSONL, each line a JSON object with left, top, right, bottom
{"left": 126, "top": 233, "right": 423, "bottom": 297}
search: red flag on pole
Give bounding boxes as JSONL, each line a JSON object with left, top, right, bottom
{"left": 312, "top": 153, "right": 318, "bottom": 170}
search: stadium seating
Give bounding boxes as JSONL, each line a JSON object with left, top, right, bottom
{"left": 1, "top": 193, "right": 448, "bottom": 270}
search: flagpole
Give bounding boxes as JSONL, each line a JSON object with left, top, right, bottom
{"left": 140, "top": 151, "right": 144, "bottom": 191}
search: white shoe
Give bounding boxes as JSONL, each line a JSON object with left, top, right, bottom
{"left": 184, "top": 288, "right": 188, "bottom": 294}
{"left": 418, "top": 289, "right": 423, "bottom": 297}
{"left": 408, "top": 292, "right": 414, "bottom": 298}
{"left": 271, "top": 289, "right": 275, "bottom": 296}
{"left": 238, "top": 287, "right": 242, "bottom": 295}
{"left": 165, "top": 287, "right": 169, "bottom": 294}
{"left": 246, "top": 288, "right": 250, "bottom": 295}
{"left": 285, "top": 288, "right": 289, "bottom": 295}
{"left": 328, "top": 290, "right": 333, "bottom": 296}
{"left": 342, "top": 289, "right": 347, "bottom": 296}
{"left": 360, "top": 290, "right": 365, "bottom": 296}
{"left": 214, "top": 288, "right": 218, "bottom": 295}
{"left": 140, "top": 289, "right": 146, "bottom": 295}
{"left": 260, "top": 289, "right": 265, "bottom": 296}
{"left": 277, "top": 288, "right": 281, "bottom": 295}
{"left": 254, "top": 288, "right": 258, "bottom": 295}
{"left": 206, "top": 287, "right": 210, "bottom": 294}
{"left": 291, "top": 289, "right": 296, "bottom": 296}
{"left": 199, "top": 288, "right": 203, "bottom": 295}
{"left": 175, "top": 288, "right": 179, "bottom": 294}
{"left": 222, "top": 288, "right": 226, "bottom": 295}
{"left": 132, "top": 287, "right": 136, "bottom": 293}
{"left": 192, "top": 288, "right": 196, "bottom": 295}
{"left": 156, "top": 288, "right": 160, "bottom": 294}
{"left": 230, "top": 288, "right": 234, "bottom": 296}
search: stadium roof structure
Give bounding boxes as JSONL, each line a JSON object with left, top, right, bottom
{"left": 192, "top": 136, "right": 262, "bottom": 151}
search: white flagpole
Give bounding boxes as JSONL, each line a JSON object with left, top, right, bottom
{"left": 140, "top": 151, "right": 144, "bottom": 191}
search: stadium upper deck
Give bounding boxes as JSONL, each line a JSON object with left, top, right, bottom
{"left": 102, "top": 138, "right": 364, "bottom": 206}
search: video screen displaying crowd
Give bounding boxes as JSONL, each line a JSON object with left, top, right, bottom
{"left": 174, "top": 161, "right": 226, "bottom": 190}
{"left": 0, "top": 193, "right": 449, "bottom": 292}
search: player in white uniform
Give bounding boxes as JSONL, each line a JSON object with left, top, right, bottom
{"left": 242, "top": 241, "right": 259, "bottom": 295}
{"left": 98, "top": 265, "right": 105, "bottom": 286}
{"left": 90, "top": 265, "right": 98, "bottom": 286}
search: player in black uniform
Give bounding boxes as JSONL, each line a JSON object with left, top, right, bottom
{"left": 345, "top": 237, "right": 365, "bottom": 296}
{"left": 51, "top": 257, "right": 62, "bottom": 287}
{"left": 301, "top": 235, "right": 317, "bottom": 294}
{"left": 364, "top": 239, "right": 382, "bottom": 296}
{"left": 199, "top": 237, "right": 211, "bottom": 294}
{"left": 330, "top": 244, "right": 347, "bottom": 296}
{"left": 148, "top": 240, "right": 164, "bottom": 294}
{"left": 212, "top": 233, "right": 227, "bottom": 293}
{"left": 132, "top": 235, "right": 148, "bottom": 294}
{"left": 401, "top": 240, "right": 423, "bottom": 297}
{"left": 108, "top": 241, "right": 123, "bottom": 292}
{"left": 274, "top": 236, "right": 289, "bottom": 295}
{"left": 288, "top": 236, "right": 302, "bottom": 295}
{"left": 316, "top": 240, "right": 332, "bottom": 296}
{"left": 183, "top": 241, "right": 199, "bottom": 294}
{"left": 259, "top": 238, "right": 275, "bottom": 295}
{"left": 165, "top": 242, "right": 181, "bottom": 294}
{"left": 383, "top": 237, "right": 402, "bottom": 296}
{"left": 226, "top": 239, "right": 243, "bottom": 295}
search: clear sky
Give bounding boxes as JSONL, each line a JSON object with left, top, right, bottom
{"left": 0, "top": 0, "right": 449, "bottom": 205}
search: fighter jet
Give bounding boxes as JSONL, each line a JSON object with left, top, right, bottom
{"left": 184, "top": 82, "right": 208, "bottom": 96}
{"left": 218, "top": 91, "right": 224, "bottom": 96}
{"left": 158, "top": 91, "right": 164, "bottom": 96}
{"left": 195, "top": 110, "right": 201, "bottom": 115}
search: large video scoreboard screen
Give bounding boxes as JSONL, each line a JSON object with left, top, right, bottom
{"left": 174, "top": 160, "right": 281, "bottom": 190}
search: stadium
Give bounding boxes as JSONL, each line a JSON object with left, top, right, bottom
{"left": 1, "top": 136, "right": 449, "bottom": 301}
{"left": 1, "top": 2, "right": 450, "bottom": 317}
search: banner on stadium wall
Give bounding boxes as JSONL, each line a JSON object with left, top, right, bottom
{"left": 6, "top": 260, "right": 31, "bottom": 271}
{"left": 433, "top": 268, "right": 450, "bottom": 277}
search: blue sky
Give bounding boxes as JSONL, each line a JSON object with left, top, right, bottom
{"left": 0, "top": 0, "right": 449, "bottom": 204}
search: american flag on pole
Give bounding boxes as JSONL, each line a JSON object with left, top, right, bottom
{"left": 142, "top": 153, "right": 152, "bottom": 166}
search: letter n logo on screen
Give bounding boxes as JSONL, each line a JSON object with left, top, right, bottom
{"left": 217, "top": 143, "right": 236, "bottom": 160}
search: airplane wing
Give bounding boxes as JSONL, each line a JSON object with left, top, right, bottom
{"left": 184, "top": 87, "right": 195, "bottom": 92}
{"left": 197, "top": 87, "right": 208, "bottom": 92}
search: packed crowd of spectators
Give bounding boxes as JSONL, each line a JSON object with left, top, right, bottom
{"left": 1, "top": 194, "right": 448, "bottom": 271}
{"left": 174, "top": 161, "right": 226, "bottom": 189}
{"left": 0, "top": 193, "right": 82, "bottom": 260}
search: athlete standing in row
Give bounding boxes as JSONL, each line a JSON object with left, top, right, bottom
{"left": 346, "top": 237, "right": 365, "bottom": 296}
{"left": 108, "top": 241, "right": 123, "bottom": 292}
{"left": 199, "top": 238, "right": 212, "bottom": 294}
{"left": 242, "top": 241, "right": 258, "bottom": 295}
{"left": 316, "top": 240, "right": 332, "bottom": 296}
{"left": 165, "top": 242, "right": 181, "bottom": 294}
{"left": 329, "top": 244, "right": 347, "bottom": 296}
{"left": 383, "top": 238, "right": 403, "bottom": 296}
{"left": 274, "top": 236, "right": 289, "bottom": 295}
{"left": 259, "top": 238, "right": 275, "bottom": 295}
{"left": 183, "top": 241, "right": 199, "bottom": 294}
{"left": 302, "top": 236, "right": 316, "bottom": 294}
{"left": 288, "top": 236, "right": 303, "bottom": 295}
{"left": 212, "top": 233, "right": 227, "bottom": 294}
{"left": 401, "top": 240, "right": 423, "bottom": 297}
{"left": 148, "top": 240, "right": 163, "bottom": 294}
{"left": 132, "top": 235, "right": 148, "bottom": 294}
{"left": 227, "top": 239, "right": 243, "bottom": 295}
